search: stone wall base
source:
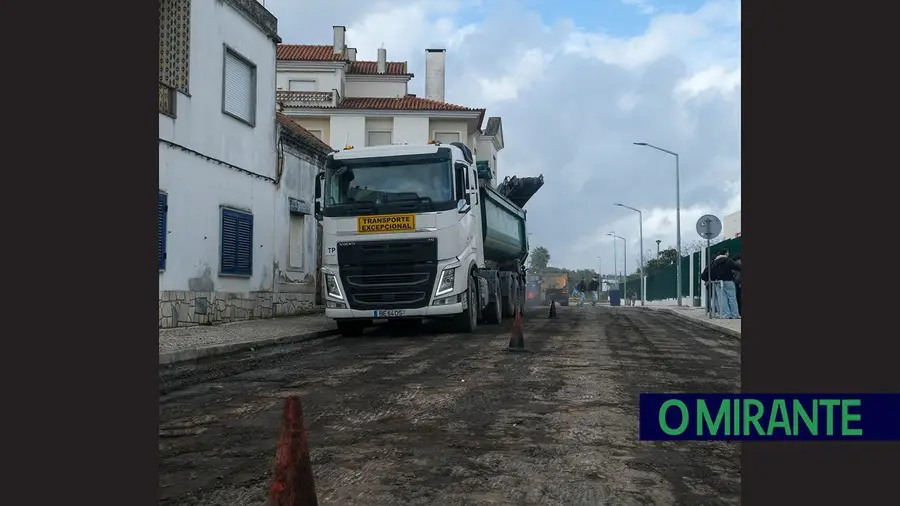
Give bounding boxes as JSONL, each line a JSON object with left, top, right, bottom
{"left": 159, "top": 290, "right": 316, "bottom": 328}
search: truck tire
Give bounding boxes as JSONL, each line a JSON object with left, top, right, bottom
{"left": 484, "top": 282, "right": 503, "bottom": 324}
{"left": 337, "top": 320, "right": 366, "bottom": 337}
{"left": 502, "top": 284, "right": 516, "bottom": 317}
{"left": 452, "top": 273, "right": 478, "bottom": 333}
{"left": 561, "top": 299, "right": 569, "bottom": 307}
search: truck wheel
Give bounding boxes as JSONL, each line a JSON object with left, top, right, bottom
{"left": 452, "top": 273, "right": 478, "bottom": 333}
{"left": 484, "top": 282, "right": 503, "bottom": 324}
{"left": 561, "top": 299, "right": 569, "bottom": 307}
{"left": 337, "top": 320, "right": 366, "bottom": 337}
{"left": 502, "top": 284, "right": 517, "bottom": 317}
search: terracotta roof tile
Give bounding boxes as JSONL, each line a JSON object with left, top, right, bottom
{"left": 277, "top": 44, "right": 344, "bottom": 61}
{"left": 336, "top": 96, "right": 482, "bottom": 112}
{"left": 347, "top": 60, "right": 410, "bottom": 76}
{"left": 277, "top": 44, "right": 412, "bottom": 76}
{"left": 276, "top": 112, "right": 334, "bottom": 154}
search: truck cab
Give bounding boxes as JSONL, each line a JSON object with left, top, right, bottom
{"left": 314, "top": 141, "right": 528, "bottom": 336}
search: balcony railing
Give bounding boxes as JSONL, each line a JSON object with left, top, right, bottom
{"left": 159, "top": 82, "right": 176, "bottom": 118}
{"left": 276, "top": 90, "right": 336, "bottom": 109}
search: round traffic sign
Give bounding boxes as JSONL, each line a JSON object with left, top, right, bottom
{"left": 696, "top": 214, "right": 722, "bottom": 240}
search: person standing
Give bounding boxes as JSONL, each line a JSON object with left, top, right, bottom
{"left": 576, "top": 278, "right": 587, "bottom": 307}
{"left": 732, "top": 254, "right": 742, "bottom": 316}
{"left": 709, "top": 248, "right": 742, "bottom": 319}
{"left": 587, "top": 276, "right": 600, "bottom": 307}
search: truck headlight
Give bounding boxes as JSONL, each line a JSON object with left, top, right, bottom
{"left": 435, "top": 267, "right": 456, "bottom": 296}
{"left": 325, "top": 273, "right": 343, "bottom": 300}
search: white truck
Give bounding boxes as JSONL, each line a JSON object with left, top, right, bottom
{"left": 313, "top": 141, "right": 543, "bottom": 336}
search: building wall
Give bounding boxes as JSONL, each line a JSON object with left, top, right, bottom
{"left": 276, "top": 68, "right": 344, "bottom": 95}
{"left": 159, "top": 0, "right": 300, "bottom": 328}
{"left": 159, "top": 0, "right": 276, "bottom": 178}
{"left": 331, "top": 115, "right": 366, "bottom": 149}
{"left": 345, "top": 79, "right": 407, "bottom": 98}
{"left": 394, "top": 117, "right": 430, "bottom": 144}
{"left": 429, "top": 119, "right": 468, "bottom": 144}
{"left": 271, "top": 141, "right": 322, "bottom": 314}
{"left": 292, "top": 117, "right": 330, "bottom": 145}
{"left": 723, "top": 211, "right": 741, "bottom": 239}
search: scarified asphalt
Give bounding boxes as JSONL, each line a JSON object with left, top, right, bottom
{"left": 159, "top": 306, "right": 741, "bottom": 506}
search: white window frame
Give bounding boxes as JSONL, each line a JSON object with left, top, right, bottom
{"left": 432, "top": 131, "right": 462, "bottom": 144}
{"left": 222, "top": 45, "right": 257, "bottom": 127}
{"left": 288, "top": 79, "right": 317, "bottom": 92}
{"left": 366, "top": 130, "right": 393, "bottom": 146}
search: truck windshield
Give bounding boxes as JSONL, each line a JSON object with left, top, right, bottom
{"left": 324, "top": 159, "right": 454, "bottom": 215}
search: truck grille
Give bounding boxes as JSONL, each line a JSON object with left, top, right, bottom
{"left": 337, "top": 238, "right": 438, "bottom": 310}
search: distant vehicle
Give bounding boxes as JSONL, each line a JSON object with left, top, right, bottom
{"left": 525, "top": 275, "right": 542, "bottom": 306}
{"left": 541, "top": 272, "right": 569, "bottom": 306}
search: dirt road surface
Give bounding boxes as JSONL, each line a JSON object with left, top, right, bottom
{"left": 159, "top": 306, "right": 741, "bottom": 505}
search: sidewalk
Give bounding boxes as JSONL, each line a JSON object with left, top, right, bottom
{"left": 159, "top": 312, "right": 337, "bottom": 365}
{"left": 639, "top": 300, "right": 741, "bottom": 338}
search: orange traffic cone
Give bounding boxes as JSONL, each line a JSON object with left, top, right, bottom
{"left": 269, "top": 396, "right": 319, "bottom": 506}
{"left": 508, "top": 309, "right": 527, "bottom": 352}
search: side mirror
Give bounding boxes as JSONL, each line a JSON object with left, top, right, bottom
{"left": 315, "top": 172, "right": 323, "bottom": 200}
{"left": 314, "top": 201, "right": 322, "bottom": 221}
{"left": 457, "top": 199, "right": 471, "bottom": 214}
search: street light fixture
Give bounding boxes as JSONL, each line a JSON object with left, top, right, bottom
{"left": 607, "top": 232, "right": 627, "bottom": 300}
{"left": 634, "top": 141, "right": 682, "bottom": 306}
{"left": 614, "top": 203, "right": 644, "bottom": 306}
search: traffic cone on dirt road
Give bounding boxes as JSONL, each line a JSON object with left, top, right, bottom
{"left": 548, "top": 299, "right": 558, "bottom": 319}
{"left": 269, "top": 396, "right": 319, "bottom": 506}
{"left": 507, "top": 308, "right": 527, "bottom": 352}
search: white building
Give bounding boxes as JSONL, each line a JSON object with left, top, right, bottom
{"left": 723, "top": 210, "right": 742, "bottom": 239}
{"left": 273, "top": 113, "right": 333, "bottom": 310}
{"left": 158, "top": 0, "right": 331, "bottom": 328}
{"left": 276, "top": 26, "right": 506, "bottom": 186}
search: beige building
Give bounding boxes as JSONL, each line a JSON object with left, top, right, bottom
{"left": 275, "top": 26, "right": 505, "bottom": 185}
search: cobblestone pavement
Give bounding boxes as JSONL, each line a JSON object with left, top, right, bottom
{"left": 158, "top": 313, "right": 336, "bottom": 355}
{"left": 159, "top": 306, "right": 740, "bottom": 506}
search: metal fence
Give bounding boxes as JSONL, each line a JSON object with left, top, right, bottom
{"left": 616, "top": 236, "right": 743, "bottom": 302}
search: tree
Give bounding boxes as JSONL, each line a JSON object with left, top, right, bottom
{"left": 683, "top": 238, "right": 722, "bottom": 255}
{"left": 658, "top": 247, "right": 678, "bottom": 267}
{"left": 529, "top": 246, "right": 550, "bottom": 271}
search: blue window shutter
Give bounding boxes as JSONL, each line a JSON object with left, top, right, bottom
{"left": 158, "top": 192, "right": 168, "bottom": 270}
{"left": 221, "top": 209, "right": 253, "bottom": 276}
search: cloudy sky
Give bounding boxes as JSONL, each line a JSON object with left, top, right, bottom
{"left": 266, "top": 0, "right": 741, "bottom": 274}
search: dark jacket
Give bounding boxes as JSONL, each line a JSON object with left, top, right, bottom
{"left": 701, "top": 255, "right": 741, "bottom": 282}
{"left": 587, "top": 279, "right": 599, "bottom": 291}
{"left": 733, "top": 268, "right": 742, "bottom": 285}
{"left": 576, "top": 280, "right": 586, "bottom": 291}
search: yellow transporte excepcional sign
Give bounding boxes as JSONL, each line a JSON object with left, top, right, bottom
{"left": 357, "top": 214, "right": 416, "bottom": 234}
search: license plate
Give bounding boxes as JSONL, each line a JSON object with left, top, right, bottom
{"left": 374, "top": 309, "right": 405, "bottom": 318}
{"left": 357, "top": 214, "right": 416, "bottom": 234}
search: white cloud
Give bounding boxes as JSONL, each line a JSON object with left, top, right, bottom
{"left": 267, "top": 0, "right": 741, "bottom": 272}
{"left": 621, "top": 0, "right": 658, "bottom": 15}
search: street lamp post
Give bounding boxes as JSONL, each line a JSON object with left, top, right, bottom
{"left": 608, "top": 232, "right": 627, "bottom": 302}
{"left": 656, "top": 240, "right": 661, "bottom": 258}
{"left": 634, "top": 142, "right": 682, "bottom": 306}
{"left": 615, "top": 203, "right": 645, "bottom": 306}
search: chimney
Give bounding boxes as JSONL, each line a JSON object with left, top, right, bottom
{"left": 425, "top": 49, "right": 446, "bottom": 102}
{"left": 346, "top": 47, "right": 357, "bottom": 61}
{"left": 332, "top": 26, "right": 346, "bottom": 55}
{"left": 377, "top": 47, "right": 387, "bottom": 74}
